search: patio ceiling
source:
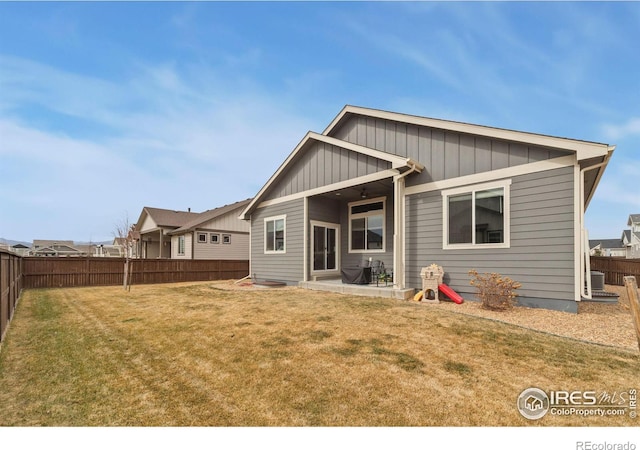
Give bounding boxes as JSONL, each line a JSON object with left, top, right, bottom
{"left": 315, "top": 178, "right": 394, "bottom": 203}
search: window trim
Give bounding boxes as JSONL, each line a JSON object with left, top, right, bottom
{"left": 348, "top": 196, "right": 386, "bottom": 254}
{"left": 442, "top": 179, "right": 511, "bottom": 250}
{"left": 222, "top": 234, "right": 231, "bottom": 245}
{"left": 264, "top": 215, "right": 286, "bottom": 254}
{"left": 210, "top": 233, "right": 220, "bottom": 244}
{"left": 177, "top": 235, "right": 185, "bottom": 256}
{"left": 197, "top": 232, "right": 207, "bottom": 244}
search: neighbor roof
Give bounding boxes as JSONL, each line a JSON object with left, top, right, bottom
{"left": 589, "top": 239, "right": 624, "bottom": 250}
{"left": 137, "top": 207, "right": 200, "bottom": 229}
{"left": 168, "top": 199, "right": 252, "bottom": 235}
{"left": 628, "top": 214, "right": 640, "bottom": 224}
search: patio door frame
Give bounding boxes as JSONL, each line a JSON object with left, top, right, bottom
{"left": 310, "top": 220, "right": 340, "bottom": 276}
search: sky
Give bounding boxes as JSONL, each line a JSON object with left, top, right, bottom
{"left": 1, "top": 1, "right": 639, "bottom": 243}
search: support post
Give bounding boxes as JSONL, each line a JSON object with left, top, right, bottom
{"left": 623, "top": 276, "right": 640, "bottom": 352}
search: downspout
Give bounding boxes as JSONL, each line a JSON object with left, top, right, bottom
{"left": 303, "top": 196, "right": 308, "bottom": 282}
{"left": 579, "top": 149, "right": 614, "bottom": 300}
{"left": 393, "top": 163, "right": 422, "bottom": 289}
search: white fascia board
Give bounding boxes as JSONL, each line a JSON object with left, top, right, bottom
{"left": 239, "top": 131, "right": 417, "bottom": 219}
{"left": 256, "top": 169, "right": 400, "bottom": 210}
{"left": 324, "top": 105, "right": 611, "bottom": 160}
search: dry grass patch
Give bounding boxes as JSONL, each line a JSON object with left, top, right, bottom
{"left": 0, "top": 281, "right": 638, "bottom": 426}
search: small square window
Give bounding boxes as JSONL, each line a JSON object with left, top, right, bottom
{"left": 210, "top": 233, "right": 220, "bottom": 244}
{"left": 222, "top": 234, "right": 231, "bottom": 244}
{"left": 197, "top": 233, "right": 207, "bottom": 243}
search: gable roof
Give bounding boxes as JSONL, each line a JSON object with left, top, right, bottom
{"left": 168, "top": 199, "right": 252, "bottom": 235}
{"left": 628, "top": 214, "right": 640, "bottom": 225}
{"left": 136, "top": 207, "right": 200, "bottom": 231}
{"left": 239, "top": 131, "right": 424, "bottom": 219}
{"left": 240, "top": 105, "right": 615, "bottom": 220}
{"left": 324, "top": 105, "right": 614, "bottom": 160}
{"left": 589, "top": 239, "right": 624, "bottom": 250}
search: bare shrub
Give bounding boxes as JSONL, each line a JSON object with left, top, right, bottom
{"left": 469, "top": 269, "right": 522, "bottom": 311}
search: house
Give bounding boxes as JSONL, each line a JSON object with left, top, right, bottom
{"left": 134, "top": 201, "right": 251, "bottom": 260}
{"left": 134, "top": 207, "right": 200, "bottom": 258}
{"left": 589, "top": 239, "right": 625, "bottom": 257}
{"left": 622, "top": 214, "right": 640, "bottom": 259}
{"left": 29, "top": 240, "right": 88, "bottom": 257}
{"left": 0, "top": 243, "right": 30, "bottom": 256}
{"left": 94, "top": 244, "right": 123, "bottom": 257}
{"left": 167, "top": 199, "right": 251, "bottom": 260}
{"left": 239, "top": 105, "right": 615, "bottom": 312}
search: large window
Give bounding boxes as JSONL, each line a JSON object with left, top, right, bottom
{"left": 177, "top": 236, "right": 185, "bottom": 255}
{"left": 349, "top": 197, "right": 386, "bottom": 252}
{"left": 264, "top": 215, "right": 286, "bottom": 253}
{"left": 443, "top": 180, "right": 510, "bottom": 249}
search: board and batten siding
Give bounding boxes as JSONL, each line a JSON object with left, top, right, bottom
{"left": 405, "top": 166, "right": 576, "bottom": 304}
{"left": 331, "top": 115, "right": 572, "bottom": 186}
{"left": 265, "top": 141, "right": 391, "bottom": 202}
{"left": 250, "top": 198, "right": 304, "bottom": 284}
{"left": 193, "top": 232, "right": 249, "bottom": 260}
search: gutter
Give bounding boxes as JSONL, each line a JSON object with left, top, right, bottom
{"left": 392, "top": 161, "right": 423, "bottom": 288}
{"left": 579, "top": 146, "right": 615, "bottom": 300}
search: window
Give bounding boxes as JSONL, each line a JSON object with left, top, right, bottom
{"left": 443, "top": 180, "right": 510, "bottom": 249}
{"left": 348, "top": 197, "right": 385, "bottom": 252}
{"left": 264, "top": 215, "right": 286, "bottom": 253}
{"left": 197, "top": 233, "right": 207, "bottom": 243}
{"left": 177, "top": 236, "right": 185, "bottom": 255}
{"left": 222, "top": 234, "right": 231, "bottom": 244}
{"left": 210, "top": 233, "right": 220, "bottom": 244}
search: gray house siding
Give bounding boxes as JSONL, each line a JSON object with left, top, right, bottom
{"left": 193, "top": 231, "right": 249, "bottom": 260}
{"left": 250, "top": 198, "right": 304, "bottom": 284}
{"left": 265, "top": 141, "right": 391, "bottom": 202}
{"left": 330, "top": 115, "right": 572, "bottom": 186}
{"left": 405, "top": 166, "right": 576, "bottom": 309}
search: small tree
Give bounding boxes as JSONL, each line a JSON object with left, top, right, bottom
{"left": 469, "top": 269, "right": 521, "bottom": 311}
{"left": 114, "top": 214, "right": 136, "bottom": 291}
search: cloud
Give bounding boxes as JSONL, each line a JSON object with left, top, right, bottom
{"left": 0, "top": 54, "right": 319, "bottom": 240}
{"left": 601, "top": 117, "right": 640, "bottom": 141}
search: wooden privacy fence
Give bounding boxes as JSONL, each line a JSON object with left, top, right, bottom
{"left": 590, "top": 256, "right": 640, "bottom": 286}
{"left": 1, "top": 249, "right": 23, "bottom": 343}
{"left": 23, "top": 257, "right": 249, "bottom": 289}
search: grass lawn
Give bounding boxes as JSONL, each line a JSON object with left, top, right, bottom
{"left": 0, "top": 281, "right": 638, "bottom": 426}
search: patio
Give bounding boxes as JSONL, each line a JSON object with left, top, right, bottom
{"left": 299, "top": 278, "right": 416, "bottom": 300}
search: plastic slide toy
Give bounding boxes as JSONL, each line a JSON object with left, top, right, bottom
{"left": 438, "top": 283, "right": 464, "bottom": 304}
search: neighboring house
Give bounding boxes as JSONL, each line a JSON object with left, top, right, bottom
{"left": 589, "top": 239, "right": 625, "bottom": 257}
{"left": 112, "top": 236, "right": 138, "bottom": 258}
{"left": 240, "top": 105, "right": 615, "bottom": 312}
{"left": 167, "top": 199, "right": 251, "bottom": 260}
{"left": 0, "top": 243, "right": 30, "bottom": 256}
{"left": 94, "top": 244, "right": 123, "bottom": 257}
{"left": 622, "top": 214, "right": 640, "bottom": 258}
{"left": 29, "top": 240, "right": 88, "bottom": 257}
{"left": 134, "top": 207, "right": 200, "bottom": 258}
{"left": 11, "top": 243, "right": 30, "bottom": 256}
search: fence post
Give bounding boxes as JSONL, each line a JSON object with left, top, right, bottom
{"left": 623, "top": 276, "right": 640, "bottom": 352}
